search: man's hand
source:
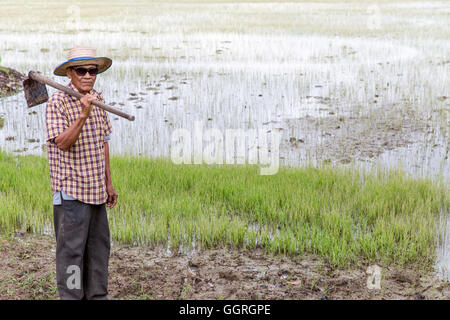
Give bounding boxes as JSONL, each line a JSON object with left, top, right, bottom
{"left": 80, "top": 94, "right": 96, "bottom": 118}
{"left": 53, "top": 93, "right": 97, "bottom": 151}
{"left": 106, "top": 184, "right": 118, "bottom": 209}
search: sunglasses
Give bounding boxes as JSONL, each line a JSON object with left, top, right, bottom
{"left": 72, "top": 66, "right": 98, "bottom": 77}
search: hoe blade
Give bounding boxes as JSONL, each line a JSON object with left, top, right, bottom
{"left": 23, "top": 77, "right": 48, "bottom": 108}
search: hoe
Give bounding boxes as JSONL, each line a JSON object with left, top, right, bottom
{"left": 23, "top": 70, "right": 135, "bottom": 121}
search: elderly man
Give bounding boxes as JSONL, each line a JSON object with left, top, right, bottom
{"left": 46, "top": 46, "right": 118, "bottom": 300}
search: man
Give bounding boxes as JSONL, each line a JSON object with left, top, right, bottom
{"left": 46, "top": 46, "right": 118, "bottom": 300}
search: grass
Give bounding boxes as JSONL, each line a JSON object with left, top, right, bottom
{"left": 0, "top": 150, "right": 448, "bottom": 270}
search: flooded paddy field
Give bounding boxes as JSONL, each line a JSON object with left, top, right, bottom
{"left": 0, "top": 0, "right": 449, "bottom": 297}
{"left": 1, "top": 1, "right": 448, "bottom": 178}
{"left": 0, "top": 1, "right": 448, "bottom": 171}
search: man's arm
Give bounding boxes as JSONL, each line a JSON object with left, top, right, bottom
{"left": 104, "top": 141, "right": 118, "bottom": 209}
{"left": 54, "top": 94, "right": 95, "bottom": 151}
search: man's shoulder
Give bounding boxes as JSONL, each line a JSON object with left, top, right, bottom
{"left": 47, "top": 90, "right": 67, "bottom": 106}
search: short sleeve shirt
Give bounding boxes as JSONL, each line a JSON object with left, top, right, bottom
{"left": 46, "top": 82, "right": 113, "bottom": 205}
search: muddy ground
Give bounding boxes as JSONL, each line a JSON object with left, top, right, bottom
{"left": 0, "top": 67, "right": 25, "bottom": 98}
{"left": 283, "top": 101, "right": 435, "bottom": 165}
{"left": 0, "top": 233, "right": 449, "bottom": 300}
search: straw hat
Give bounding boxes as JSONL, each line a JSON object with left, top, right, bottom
{"left": 53, "top": 46, "right": 112, "bottom": 76}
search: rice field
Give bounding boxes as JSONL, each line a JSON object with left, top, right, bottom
{"left": 0, "top": 0, "right": 449, "bottom": 274}
{"left": 0, "top": 0, "right": 448, "bottom": 177}
{"left": 0, "top": 150, "right": 448, "bottom": 270}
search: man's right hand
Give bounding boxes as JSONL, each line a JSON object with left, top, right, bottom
{"left": 80, "top": 94, "right": 96, "bottom": 118}
{"left": 54, "top": 93, "right": 97, "bottom": 151}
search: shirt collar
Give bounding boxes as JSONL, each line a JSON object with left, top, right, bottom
{"left": 67, "top": 82, "right": 97, "bottom": 100}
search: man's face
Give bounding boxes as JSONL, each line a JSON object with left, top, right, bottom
{"left": 66, "top": 64, "right": 98, "bottom": 94}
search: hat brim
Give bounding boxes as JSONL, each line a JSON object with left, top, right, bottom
{"left": 53, "top": 57, "right": 112, "bottom": 76}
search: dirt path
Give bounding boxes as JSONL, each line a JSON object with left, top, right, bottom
{"left": 0, "top": 233, "right": 449, "bottom": 300}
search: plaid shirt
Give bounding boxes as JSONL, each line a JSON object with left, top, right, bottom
{"left": 46, "top": 82, "right": 113, "bottom": 205}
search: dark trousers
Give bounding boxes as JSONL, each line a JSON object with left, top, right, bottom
{"left": 53, "top": 199, "right": 110, "bottom": 300}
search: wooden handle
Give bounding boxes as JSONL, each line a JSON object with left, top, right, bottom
{"left": 29, "top": 71, "right": 135, "bottom": 121}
